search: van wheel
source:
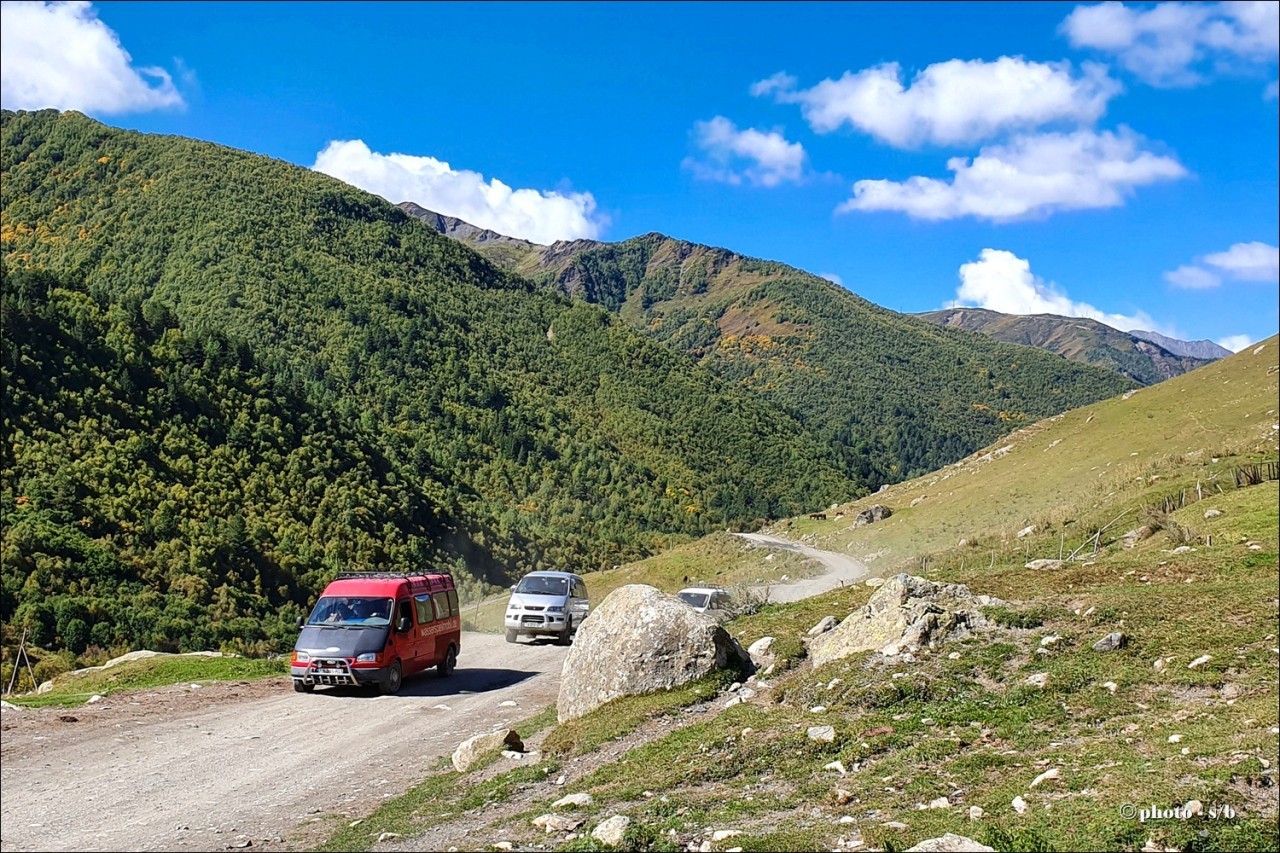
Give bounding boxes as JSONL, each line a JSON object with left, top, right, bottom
{"left": 557, "top": 619, "right": 574, "bottom": 646}
{"left": 379, "top": 660, "right": 402, "bottom": 695}
{"left": 293, "top": 681, "right": 314, "bottom": 694}
{"left": 438, "top": 645, "right": 457, "bottom": 678}
{"left": 505, "top": 629, "right": 518, "bottom": 644}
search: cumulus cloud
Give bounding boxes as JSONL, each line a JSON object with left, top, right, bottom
{"left": 753, "top": 57, "right": 1119, "bottom": 147}
{"left": 1217, "top": 334, "right": 1254, "bottom": 352}
{"left": 1164, "top": 240, "right": 1280, "bottom": 288}
{"left": 312, "top": 140, "right": 607, "bottom": 245}
{"left": 950, "top": 248, "right": 1167, "bottom": 334}
{"left": 1062, "top": 1, "right": 1280, "bottom": 88}
{"left": 0, "top": 1, "right": 184, "bottom": 113}
{"left": 682, "top": 116, "right": 806, "bottom": 187}
{"left": 838, "top": 127, "right": 1186, "bottom": 221}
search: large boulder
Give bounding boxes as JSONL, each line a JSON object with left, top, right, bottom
{"left": 451, "top": 729, "right": 523, "bottom": 771}
{"left": 854, "top": 504, "right": 893, "bottom": 527}
{"left": 809, "top": 574, "right": 1002, "bottom": 668}
{"left": 556, "top": 584, "right": 748, "bottom": 722}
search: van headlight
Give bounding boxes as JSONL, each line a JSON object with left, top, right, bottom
{"left": 547, "top": 605, "right": 564, "bottom": 613}
{"left": 356, "top": 653, "right": 379, "bottom": 663}
{"left": 294, "top": 651, "right": 310, "bottom": 663}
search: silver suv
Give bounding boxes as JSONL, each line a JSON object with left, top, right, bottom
{"left": 504, "top": 571, "right": 589, "bottom": 644}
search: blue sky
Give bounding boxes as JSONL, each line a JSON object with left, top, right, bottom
{"left": 3, "top": 1, "right": 1277, "bottom": 351}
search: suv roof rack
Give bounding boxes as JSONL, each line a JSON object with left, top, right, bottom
{"left": 335, "top": 570, "right": 453, "bottom": 580}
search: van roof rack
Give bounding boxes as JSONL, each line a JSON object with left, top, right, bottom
{"left": 335, "top": 570, "right": 453, "bottom": 581}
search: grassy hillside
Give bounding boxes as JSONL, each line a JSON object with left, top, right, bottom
{"left": 427, "top": 226, "right": 1138, "bottom": 486}
{"left": 917, "top": 307, "right": 1216, "bottom": 385}
{"left": 320, "top": 338, "right": 1279, "bottom": 853}
{"left": 0, "top": 109, "right": 858, "bottom": 658}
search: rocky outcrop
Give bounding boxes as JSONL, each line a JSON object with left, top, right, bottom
{"left": 906, "top": 833, "right": 996, "bottom": 852}
{"left": 809, "top": 574, "right": 1002, "bottom": 668}
{"left": 854, "top": 504, "right": 892, "bottom": 527}
{"left": 556, "top": 584, "right": 748, "bottom": 723}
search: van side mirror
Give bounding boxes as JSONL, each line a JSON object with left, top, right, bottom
{"left": 398, "top": 616, "right": 411, "bottom": 633}
{"left": 296, "top": 615, "right": 305, "bottom": 629}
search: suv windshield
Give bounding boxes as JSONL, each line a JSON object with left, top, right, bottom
{"left": 307, "top": 596, "right": 393, "bottom": 626}
{"left": 677, "top": 591, "right": 710, "bottom": 609}
{"left": 514, "top": 575, "right": 569, "bottom": 596}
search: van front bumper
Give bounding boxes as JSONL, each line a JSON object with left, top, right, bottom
{"left": 504, "top": 613, "right": 567, "bottom": 634}
{"left": 291, "top": 661, "right": 391, "bottom": 688}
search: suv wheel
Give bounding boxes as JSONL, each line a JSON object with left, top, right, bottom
{"left": 557, "top": 618, "right": 574, "bottom": 646}
{"left": 505, "top": 628, "right": 518, "bottom": 644}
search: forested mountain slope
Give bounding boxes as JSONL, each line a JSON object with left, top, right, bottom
{"left": 916, "top": 306, "right": 1216, "bottom": 385}
{"left": 0, "top": 109, "right": 855, "bottom": 655}
{"left": 401, "top": 205, "right": 1138, "bottom": 485}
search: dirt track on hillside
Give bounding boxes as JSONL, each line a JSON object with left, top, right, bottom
{"left": 0, "top": 633, "right": 570, "bottom": 853}
{"left": 734, "top": 532, "right": 871, "bottom": 602}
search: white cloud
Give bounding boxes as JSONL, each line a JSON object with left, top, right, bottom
{"left": 818, "top": 272, "right": 843, "bottom": 285}
{"left": 950, "top": 248, "right": 1168, "bottom": 334}
{"left": 754, "top": 57, "right": 1119, "bottom": 147}
{"left": 1265, "top": 80, "right": 1279, "bottom": 99}
{"left": 0, "top": 1, "right": 184, "bottom": 113}
{"left": 682, "top": 116, "right": 806, "bottom": 187}
{"left": 312, "top": 140, "right": 607, "bottom": 245}
{"left": 1164, "top": 240, "right": 1280, "bottom": 288}
{"left": 1062, "top": 1, "right": 1280, "bottom": 87}
{"left": 1217, "top": 334, "right": 1254, "bottom": 352}
{"left": 838, "top": 128, "right": 1186, "bottom": 221}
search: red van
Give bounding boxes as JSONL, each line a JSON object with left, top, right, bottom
{"left": 290, "top": 571, "right": 460, "bottom": 694}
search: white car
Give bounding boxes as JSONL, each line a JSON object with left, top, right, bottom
{"left": 676, "top": 587, "right": 731, "bottom": 615}
{"left": 504, "top": 571, "right": 589, "bottom": 644}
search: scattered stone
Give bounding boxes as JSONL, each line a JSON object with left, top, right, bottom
{"left": 552, "top": 793, "right": 593, "bottom": 809}
{"left": 712, "top": 830, "right": 743, "bottom": 842}
{"left": 747, "top": 636, "right": 776, "bottom": 668}
{"left": 927, "top": 796, "right": 951, "bottom": 809}
{"left": 492, "top": 843, "right": 513, "bottom": 851}
{"left": 958, "top": 538, "right": 970, "bottom": 548}
{"left": 1102, "top": 681, "right": 1118, "bottom": 695}
{"left": 826, "top": 677, "right": 842, "bottom": 690}
{"left": 1025, "top": 673, "right": 1049, "bottom": 688}
{"left": 808, "top": 616, "right": 838, "bottom": 636}
{"left": 883, "top": 821, "right": 909, "bottom": 830}
{"left": 451, "top": 729, "right": 523, "bottom": 772}
{"left": 1188, "top": 655, "right": 1212, "bottom": 669}
{"left": 533, "top": 814, "right": 583, "bottom": 833}
{"left": 1168, "top": 734, "right": 1183, "bottom": 743}
{"left": 808, "top": 725, "right": 836, "bottom": 743}
{"left": 57, "top": 715, "right": 78, "bottom": 723}
{"left": 376, "top": 832, "right": 401, "bottom": 843}
{"left": 1040, "top": 635, "right": 1064, "bottom": 648}
{"left": 1024, "top": 559, "right": 1063, "bottom": 570}
{"left": 1153, "top": 658, "right": 1167, "bottom": 672}
{"left": 1012, "top": 796, "right": 1028, "bottom": 814}
{"left": 0, "top": 700, "right": 20, "bottom": 712}
{"left": 591, "top": 815, "right": 631, "bottom": 847}
{"left": 905, "top": 834, "right": 995, "bottom": 852}
{"left": 498, "top": 700, "right": 518, "bottom": 707}
{"left": 554, "top": 774, "right": 567, "bottom": 786}
{"left": 1221, "top": 683, "right": 1244, "bottom": 700}
{"left": 825, "top": 760, "right": 848, "bottom": 775}
{"left": 834, "top": 788, "right": 854, "bottom": 805}
{"left": 1029, "top": 768, "right": 1060, "bottom": 788}
{"left": 968, "top": 806, "right": 985, "bottom": 821}
{"left": 1183, "top": 800, "right": 1203, "bottom": 816}
{"left": 865, "top": 577, "right": 886, "bottom": 588}
{"left": 1016, "top": 525, "right": 1036, "bottom": 539}
{"left": 910, "top": 496, "right": 927, "bottom": 508}
{"left": 810, "top": 705, "right": 828, "bottom": 714}
{"left": 947, "top": 652, "right": 961, "bottom": 660}
{"left": 1093, "top": 632, "right": 1128, "bottom": 652}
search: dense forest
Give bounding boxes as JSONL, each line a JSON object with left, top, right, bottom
{"left": 520, "top": 235, "right": 1138, "bottom": 485}
{"left": 1, "top": 109, "right": 856, "bottom": 659}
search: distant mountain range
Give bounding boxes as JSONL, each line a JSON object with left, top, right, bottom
{"left": 399, "top": 202, "right": 1134, "bottom": 487}
{"left": 1127, "top": 329, "right": 1234, "bottom": 360}
{"left": 914, "top": 307, "right": 1219, "bottom": 385}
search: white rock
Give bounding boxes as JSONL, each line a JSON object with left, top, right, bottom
{"left": 1029, "top": 768, "right": 1060, "bottom": 788}
{"left": 1168, "top": 734, "right": 1183, "bottom": 743}
{"left": 810, "top": 705, "right": 828, "bottom": 714}
{"left": 968, "top": 806, "right": 985, "bottom": 821}
{"left": 883, "top": 821, "right": 909, "bottom": 830}
{"left": 928, "top": 796, "right": 950, "bottom": 809}
{"left": 1102, "top": 681, "right": 1118, "bottom": 695}
{"left": 592, "top": 815, "right": 631, "bottom": 847}
{"left": 712, "top": 830, "right": 743, "bottom": 842}
{"left": 492, "top": 844, "right": 513, "bottom": 852}
{"left": 825, "top": 761, "right": 848, "bottom": 775}
{"left": 1025, "top": 673, "right": 1049, "bottom": 688}
{"left": 499, "top": 700, "right": 518, "bottom": 707}
{"left": 947, "top": 652, "right": 961, "bottom": 660}
{"left": 808, "top": 725, "right": 836, "bottom": 743}
{"left": 1012, "top": 796, "right": 1028, "bottom": 814}
{"left": 87, "top": 695, "right": 103, "bottom": 704}
{"left": 1188, "top": 655, "right": 1212, "bottom": 669}
{"left": 533, "top": 814, "right": 582, "bottom": 833}
{"left": 553, "top": 793, "right": 593, "bottom": 809}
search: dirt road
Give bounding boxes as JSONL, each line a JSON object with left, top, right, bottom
{"left": 0, "top": 633, "right": 569, "bottom": 853}
{"left": 734, "top": 532, "right": 871, "bottom": 602}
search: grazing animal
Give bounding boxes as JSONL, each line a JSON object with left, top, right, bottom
{"left": 809, "top": 512, "right": 827, "bottom": 520}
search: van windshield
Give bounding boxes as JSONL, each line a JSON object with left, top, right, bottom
{"left": 514, "top": 576, "right": 569, "bottom": 596}
{"left": 307, "top": 596, "right": 393, "bottom": 626}
{"left": 677, "top": 591, "right": 709, "bottom": 609}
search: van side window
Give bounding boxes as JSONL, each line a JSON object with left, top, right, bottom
{"left": 415, "top": 594, "right": 434, "bottom": 625}
{"left": 398, "top": 599, "right": 413, "bottom": 629}
{"left": 574, "top": 579, "right": 586, "bottom": 598}
{"left": 432, "top": 591, "right": 451, "bottom": 620}
{"left": 446, "top": 588, "right": 459, "bottom": 615}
